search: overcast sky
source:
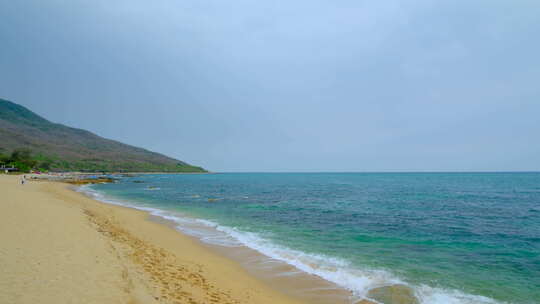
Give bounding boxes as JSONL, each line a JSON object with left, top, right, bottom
{"left": 1, "top": 0, "right": 539, "bottom": 172}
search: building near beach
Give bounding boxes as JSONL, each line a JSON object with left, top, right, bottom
{"left": 0, "top": 165, "right": 19, "bottom": 173}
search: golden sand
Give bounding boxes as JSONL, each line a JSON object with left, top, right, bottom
{"left": 0, "top": 174, "right": 306, "bottom": 304}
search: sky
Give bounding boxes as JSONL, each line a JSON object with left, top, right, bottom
{"left": 1, "top": 0, "right": 539, "bottom": 172}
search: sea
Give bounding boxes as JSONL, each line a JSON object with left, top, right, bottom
{"left": 80, "top": 172, "right": 540, "bottom": 304}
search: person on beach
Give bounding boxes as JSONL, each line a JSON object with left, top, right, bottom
{"left": 21, "top": 176, "right": 25, "bottom": 185}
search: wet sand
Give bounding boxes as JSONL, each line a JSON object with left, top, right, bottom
{"left": 145, "top": 215, "right": 356, "bottom": 304}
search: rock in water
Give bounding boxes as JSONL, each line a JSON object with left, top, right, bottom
{"left": 367, "top": 284, "right": 419, "bottom": 304}
{"left": 355, "top": 300, "right": 378, "bottom": 304}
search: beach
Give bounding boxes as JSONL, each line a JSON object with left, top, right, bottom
{"left": 2, "top": 172, "right": 538, "bottom": 304}
{"left": 0, "top": 174, "right": 308, "bottom": 304}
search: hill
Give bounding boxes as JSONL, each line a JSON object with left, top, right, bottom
{"left": 0, "top": 98, "right": 206, "bottom": 172}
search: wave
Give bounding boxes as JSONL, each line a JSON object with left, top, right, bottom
{"left": 77, "top": 185, "right": 504, "bottom": 304}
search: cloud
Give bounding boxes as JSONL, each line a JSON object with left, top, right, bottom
{"left": 1, "top": 0, "right": 539, "bottom": 171}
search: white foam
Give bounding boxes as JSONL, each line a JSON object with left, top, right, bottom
{"left": 78, "top": 185, "right": 506, "bottom": 304}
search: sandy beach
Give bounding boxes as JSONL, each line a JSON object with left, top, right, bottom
{"left": 0, "top": 174, "right": 308, "bottom": 304}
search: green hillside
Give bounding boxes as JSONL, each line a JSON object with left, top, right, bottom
{"left": 0, "top": 98, "right": 206, "bottom": 173}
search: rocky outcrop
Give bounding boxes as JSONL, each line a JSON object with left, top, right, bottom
{"left": 355, "top": 300, "right": 378, "bottom": 304}
{"left": 65, "top": 178, "right": 116, "bottom": 185}
{"left": 366, "top": 284, "right": 419, "bottom": 304}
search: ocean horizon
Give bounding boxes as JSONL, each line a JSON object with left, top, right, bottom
{"left": 83, "top": 172, "right": 540, "bottom": 304}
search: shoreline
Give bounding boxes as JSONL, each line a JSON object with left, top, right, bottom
{"left": 77, "top": 185, "right": 357, "bottom": 304}
{"left": 0, "top": 174, "right": 317, "bottom": 304}
{"left": 67, "top": 175, "right": 507, "bottom": 304}
{"left": 1, "top": 173, "right": 512, "bottom": 304}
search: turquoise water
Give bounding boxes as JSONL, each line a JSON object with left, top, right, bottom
{"left": 88, "top": 173, "right": 540, "bottom": 304}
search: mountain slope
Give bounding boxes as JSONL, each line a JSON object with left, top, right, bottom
{"left": 0, "top": 98, "right": 206, "bottom": 172}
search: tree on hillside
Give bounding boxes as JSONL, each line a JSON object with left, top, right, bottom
{"left": 11, "top": 148, "right": 32, "bottom": 162}
{"left": 0, "top": 148, "right": 9, "bottom": 166}
{"left": 39, "top": 160, "right": 52, "bottom": 171}
{"left": 9, "top": 148, "right": 37, "bottom": 172}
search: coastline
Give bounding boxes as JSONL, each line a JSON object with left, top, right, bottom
{"left": 1, "top": 172, "right": 520, "bottom": 304}
{"left": 78, "top": 184, "right": 358, "bottom": 304}
{"left": 0, "top": 174, "right": 312, "bottom": 304}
